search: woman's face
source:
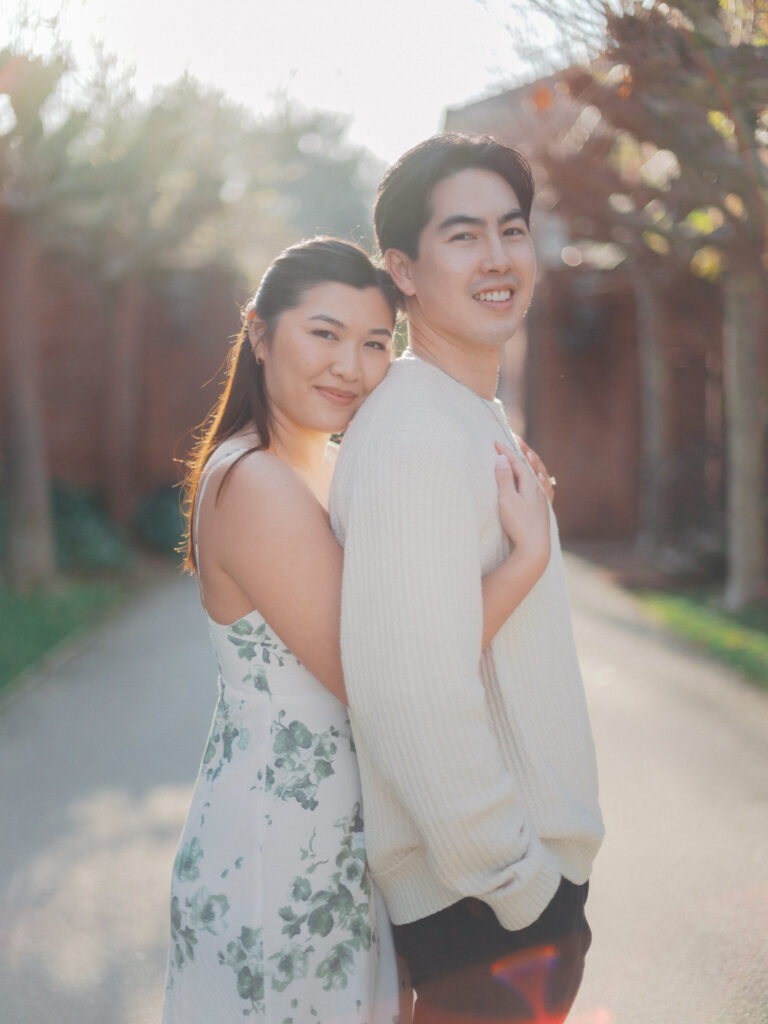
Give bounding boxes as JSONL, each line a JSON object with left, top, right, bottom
{"left": 259, "top": 281, "right": 394, "bottom": 437}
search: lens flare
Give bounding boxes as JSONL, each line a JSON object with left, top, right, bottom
{"left": 491, "top": 944, "right": 562, "bottom": 1022}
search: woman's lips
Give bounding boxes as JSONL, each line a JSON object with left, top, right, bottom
{"left": 315, "top": 386, "right": 359, "bottom": 406}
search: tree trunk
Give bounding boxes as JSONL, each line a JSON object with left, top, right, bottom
{"left": 2, "top": 222, "right": 57, "bottom": 589}
{"left": 722, "top": 262, "right": 768, "bottom": 609}
{"left": 105, "top": 273, "right": 145, "bottom": 525}
{"left": 634, "top": 267, "right": 669, "bottom": 553}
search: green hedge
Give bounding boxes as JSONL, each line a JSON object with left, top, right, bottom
{"left": 0, "top": 579, "right": 125, "bottom": 693}
{"left": 639, "top": 591, "right": 768, "bottom": 689}
{"left": 134, "top": 484, "right": 184, "bottom": 558}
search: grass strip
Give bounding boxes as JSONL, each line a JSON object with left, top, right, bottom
{"left": 638, "top": 591, "right": 768, "bottom": 689}
{"left": 0, "top": 579, "right": 125, "bottom": 694}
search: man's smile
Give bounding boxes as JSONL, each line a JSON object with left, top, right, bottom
{"left": 472, "top": 285, "right": 516, "bottom": 306}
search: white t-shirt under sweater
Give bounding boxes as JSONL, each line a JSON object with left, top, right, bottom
{"left": 330, "top": 351, "right": 604, "bottom": 932}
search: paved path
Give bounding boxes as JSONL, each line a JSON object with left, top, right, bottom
{"left": 1, "top": 559, "right": 766, "bottom": 1023}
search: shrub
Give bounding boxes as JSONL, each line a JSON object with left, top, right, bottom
{"left": 0, "top": 483, "right": 134, "bottom": 572}
{"left": 52, "top": 483, "right": 134, "bottom": 570}
{"left": 134, "top": 484, "right": 184, "bottom": 558}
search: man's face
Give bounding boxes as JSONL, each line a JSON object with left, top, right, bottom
{"left": 390, "top": 167, "right": 536, "bottom": 352}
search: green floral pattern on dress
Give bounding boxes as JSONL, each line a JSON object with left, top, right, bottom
{"left": 202, "top": 693, "right": 251, "bottom": 782}
{"left": 277, "top": 804, "right": 373, "bottom": 992}
{"left": 212, "top": 804, "right": 374, "bottom": 1015}
{"left": 227, "top": 619, "right": 296, "bottom": 695}
{"left": 218, "top": 926, "right": 266, "bottom": 1015}
{"left": 170, "top": 886, "right": 230, "bottom": 971}
{"left": 266, "top": 711, "right": 341, "bottom": 811}
{"left": 163, "top": 605, "right": 402, "bottom": 1023}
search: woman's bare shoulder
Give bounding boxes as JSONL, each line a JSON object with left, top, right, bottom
{"left": 215, "top": 448, "right": 314, "bottom": 510}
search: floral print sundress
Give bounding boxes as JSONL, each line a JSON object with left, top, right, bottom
{"left": 162, "top": 450, "right": 403, "bottom": 1024}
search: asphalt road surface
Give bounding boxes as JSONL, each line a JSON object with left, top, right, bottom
{"left": 1, "top": 557, "right": 766, "bottom": 1024}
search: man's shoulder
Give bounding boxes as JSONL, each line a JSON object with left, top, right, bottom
{"left": 343, "top": 356, "right": 466, "bottom": 452}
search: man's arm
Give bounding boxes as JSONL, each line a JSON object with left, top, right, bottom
{"left": 340, "top": 431, "right": 561, "bottom": 929}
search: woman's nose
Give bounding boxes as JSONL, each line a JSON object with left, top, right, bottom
{"left": 331, "top": 342, "right": 362, "bottom": 380}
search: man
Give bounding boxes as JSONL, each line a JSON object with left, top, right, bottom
{"left": 330, "top": 134, "right": 604, "bottom": 1023}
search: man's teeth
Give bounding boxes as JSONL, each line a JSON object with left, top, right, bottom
{"left": 475, "top": 289, "right": 512, "bottom": 302}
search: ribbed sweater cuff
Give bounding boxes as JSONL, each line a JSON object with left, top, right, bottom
{"left": 373, "top": 847, "right": 563, "bottom": 932}
{"left": 486, "top": 856, "right": 562, "bottom": 930}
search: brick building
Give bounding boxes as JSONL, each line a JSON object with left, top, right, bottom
{"left": 0, "top": 222, "right": 246, "bottom": 525}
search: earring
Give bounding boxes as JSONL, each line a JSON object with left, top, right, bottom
{"left": 254, "top": 352, "right": 264, "bottom": 366}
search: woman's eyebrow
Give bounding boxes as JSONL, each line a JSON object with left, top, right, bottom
{"left": 308, "top": 314, "right": 346, "bottom": 328}
{"left": 308, "top": 314, "right": 391, "bottom": 336}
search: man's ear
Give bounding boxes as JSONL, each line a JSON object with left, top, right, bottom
{"left": 384, "top": 249, "right": 417, "bottom": 297}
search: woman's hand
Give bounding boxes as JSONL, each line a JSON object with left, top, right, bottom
{"left": 513, "top": 435, "right": 555, "bottom": 504}
{"left": 481, "top": 442, "right": 552, "bottom": 647}
{"left": 494, "top": 442, "right": 551, "bottom": 572}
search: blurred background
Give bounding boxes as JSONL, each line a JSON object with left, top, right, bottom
{"left": 1, "top": 5, "right": 767, "bottom": 1024}
{"left": 0, "top": 0, "right": 766, "bottom": 690}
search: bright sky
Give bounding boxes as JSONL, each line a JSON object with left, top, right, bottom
{"left": 4, "top": 0, "right": 553, "bottom": 162}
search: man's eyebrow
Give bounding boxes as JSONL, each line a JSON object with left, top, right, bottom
{"left": 308, "top": 314, "right": 392, "bottom": 336}
{"left": 499, "top": 207, "right": 525, "bottom": 225}
{"left": 437, "top": 214, "right": 484, "bottom": 232}
{"left": 437, "top": 208, "right": 525, "bottom": 232}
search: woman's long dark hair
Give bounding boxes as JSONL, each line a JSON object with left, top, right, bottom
{"left": 179, "top": 237, "right": 399, "bottom": 571}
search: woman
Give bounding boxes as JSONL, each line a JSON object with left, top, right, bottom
{"left": 162, "top": 237, "right": 552, "bottom": 1023}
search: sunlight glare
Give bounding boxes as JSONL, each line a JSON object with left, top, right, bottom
{"left": 2, "top": 0, "right": 531, "bottom": 162}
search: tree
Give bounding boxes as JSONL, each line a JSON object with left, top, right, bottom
{"left": 59, "top": 71, "right": 272, "bottom": 523}
{"left": 256, "top": 101, "right": 382, "bottom": 248}
{"left": 517, "top": 0, "right": 768, "bottom": 607}
{"left": 1, "top": 39, "right": 388, "bottom": 553}
{"left": 0, "top": 49, "right": 76, "bottom": 588}
{"left": 64, "top": 81, "right": 382, "bottom": 522}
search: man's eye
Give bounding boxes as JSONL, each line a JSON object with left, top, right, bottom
{"left": 449, "top": 232, "right": 474, "bottom": 242}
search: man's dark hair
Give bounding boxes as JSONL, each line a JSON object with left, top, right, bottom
{"left": 374, "top": 133, "right": 535, "bottom": 260}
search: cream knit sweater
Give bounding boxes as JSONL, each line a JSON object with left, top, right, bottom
{"left": 330, "top": 352, "right": 604, "bottom": 931}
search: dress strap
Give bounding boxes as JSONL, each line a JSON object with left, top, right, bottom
{"left": 193, "top": 447, "right": 250, "bottom": 612}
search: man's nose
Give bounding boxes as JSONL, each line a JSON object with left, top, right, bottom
{"left": 479, "top": 233, "right": 513, "bottom": 274}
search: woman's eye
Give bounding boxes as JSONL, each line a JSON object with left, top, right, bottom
{"left": 365, "top": 340, "right": 388, "bottom": 351}
{"left": 311, "top": 329, "right": 337, "bottom": 340}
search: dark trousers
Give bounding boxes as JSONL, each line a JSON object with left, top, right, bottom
{"left": 392, "top": 878, "right": 591, "bottom": 1023}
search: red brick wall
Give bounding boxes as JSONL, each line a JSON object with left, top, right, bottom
{"left": 0, "top": 223, "right": 246, "bottom": 509}
{"left": 521, "top": 268, "right": 726, "bottom": 542}
{"left": 35, "top": 256, "right": 110, "bottom": 488}
{"left": 524, "top": 269, "right": 642, "bottom": 541}
{"left": 139, "top": 270, "right": 247, "bottom": 492}
{"left": 660, "top": 276, "right": 724, "bottom": 533}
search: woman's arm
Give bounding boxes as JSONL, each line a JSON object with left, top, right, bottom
{"left": 480, "top": 444, "right": 552, "bottom": 649}
{"left": 200, "top": 452, "right": 348, "bottom": 703}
